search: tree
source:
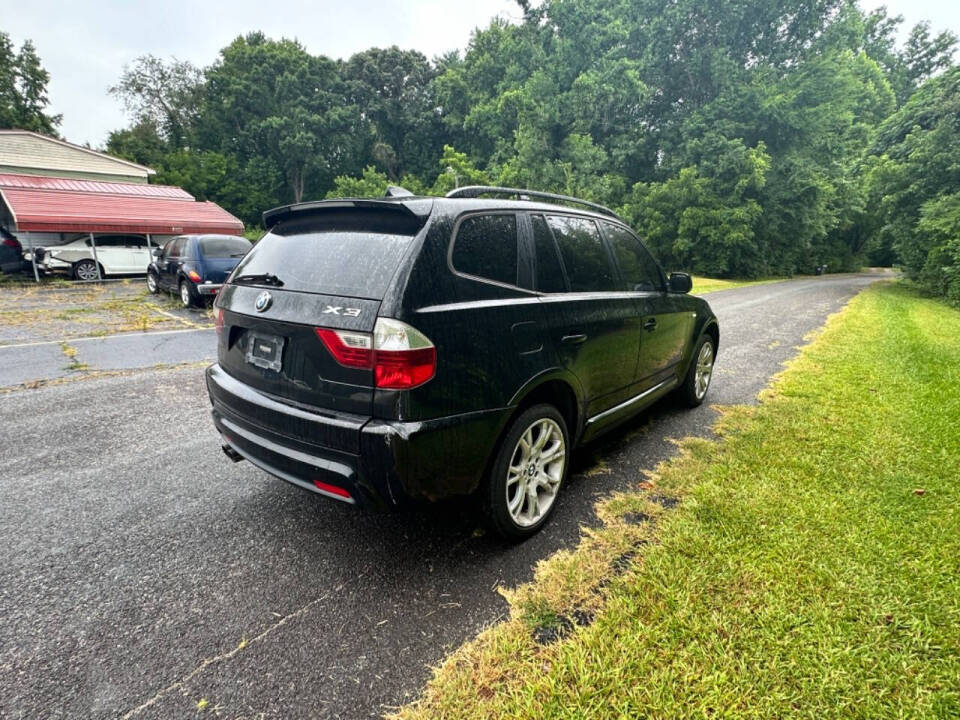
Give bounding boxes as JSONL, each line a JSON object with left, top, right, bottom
{"left": 109, "top": 55, "right": 202, "bottom": 149}
{"left": 199, "top": 33, "right": 358, "bottom": 204}
{"left": 105, "top": 121, "right": 168, "bottom": 167}
{"left": 342, "top": 47, "right": 442, "bottom": 180}
{"left": 431, "top": 145, "right": 489, "bottom": 195}
{"left": 621, "top": 140, "right": 769, "bottom": 277}
{"left": 0, "top": 32, "right": 60, "bottom": 134}
{"left": 915, "top": 193, "right": 960, "bottom": 305}
{"left": 865, "top": 67, "right": 960, "bottom": 303}
{"left": 899, "top": 22, "right": 958, "bottom": 102}
{"left": 100, "top": 0, "right": 957, "bottom": 266}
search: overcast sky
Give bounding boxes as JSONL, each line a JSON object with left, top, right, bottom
{"left": 1, "top": 0, "right": 958, "bottom": 149}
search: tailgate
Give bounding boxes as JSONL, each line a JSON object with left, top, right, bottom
{"left": 215, "top": 284, "right": 380, "bottom": 452}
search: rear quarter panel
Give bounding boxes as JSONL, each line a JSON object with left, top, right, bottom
{"left": 374, "top": 212, "right": 557, "bottom": 423}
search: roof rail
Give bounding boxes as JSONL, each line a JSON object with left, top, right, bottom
{"left": 445, "top": 185, "right": 622, "bottom": 221}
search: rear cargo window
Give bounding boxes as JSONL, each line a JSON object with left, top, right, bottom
{"left": 451, "top": 214, "right": 518, "bottom": 286}
{"left": 199, "top": 236, "right": 252, "bottom": 258}
{"left": 230, "top": 211, "right": 419, "bottom": 298}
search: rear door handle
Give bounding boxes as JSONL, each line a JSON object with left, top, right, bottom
{"left": 561, "top": 333, "right": 588, "bottom": 345}
{"left": 643, "top": 318, "right": 657, "bottom": 331}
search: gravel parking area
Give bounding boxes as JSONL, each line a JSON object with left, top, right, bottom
{"left": 0, "top": 281, "right": 213, "bottom": 346}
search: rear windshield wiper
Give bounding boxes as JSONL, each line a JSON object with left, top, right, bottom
{"left": 232, "top": 272, "right": 284, "bottom": 287}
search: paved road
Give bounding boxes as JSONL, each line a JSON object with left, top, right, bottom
{"left": 0, "top": 328, "right": 216, "bottom": 388}
{"left": 0, "top": 274, "right": 881, "bottom": 719}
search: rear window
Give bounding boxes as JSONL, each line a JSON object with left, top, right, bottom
{"left": 230, "top": 211, "right": 418, "bottom": 298}
{"left": 451, "top": 214, "right": 518, "bottom": 286}
{"left": 199, "top": 236, "right": 251, "bottom": 258}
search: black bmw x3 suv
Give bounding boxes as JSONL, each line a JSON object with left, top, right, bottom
{"left": 207, "top": 186, "right": 718, "bottom": 539}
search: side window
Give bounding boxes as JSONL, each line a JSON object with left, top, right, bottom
{"left": 451, "top": 214, "right": 518, "bottom": 286}
{"left": 166, "top": 238, "right": 183, "bottom": 258}
{"left": 603, "top": 223, "right": 663, "bottom": 292}
{"left": 94, "top": 236, "right": 122, "bottom": 248}
{"left": 531, "top": 215, "right": 566, "bottom": 293}
{"left": 127, "top": 236, "right": 147, "bottom": 248}
{"left": 545, "top": 215, "right": 616, "bottom": 292}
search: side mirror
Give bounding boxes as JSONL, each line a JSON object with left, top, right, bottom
{"left": 152, "top": 248, "right": 163, "bottom": 258}
{"left": 668, "top": 272, "right": 692, "bottom": 294}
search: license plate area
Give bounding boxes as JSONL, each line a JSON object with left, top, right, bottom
{"left": 245, "top": 333, "right": 285, "bottom": 372}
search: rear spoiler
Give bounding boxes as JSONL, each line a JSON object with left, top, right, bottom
{"left": 263, "top": 198, "right": 434, "bottom": 230}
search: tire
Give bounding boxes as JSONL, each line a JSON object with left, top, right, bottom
{"left": 179, "top": 279, "right": 196, "bottom": 308}
{"left": 679, "top": 334, "right": 715, "bottom": 407}
{"left": 484, "top": 404, "right": 570, "bottom": 541}
{"left": 73, "top": 259, "right": 100, "bottom": 281}
{"left": 146, "top": 271, "right": 159, "bottom": 294}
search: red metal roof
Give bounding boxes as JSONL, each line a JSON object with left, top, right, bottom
{"left": 0, "top": 172, "right": 193, "bottom": 199}
{"left": 0, "top": 174, "right": 243, "bottom": 235}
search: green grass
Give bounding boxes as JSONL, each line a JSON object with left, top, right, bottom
{"left": 396, "top": 283, "right": 960, "bottom": 720}
{"left": 692, "top": 275, "right": 785, "bottom": 294}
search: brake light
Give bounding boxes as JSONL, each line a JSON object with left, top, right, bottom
{"left": 315, "top": 318, "right": 436, "bottom": 389}
{"left": 374, "top": 346, "right": 436, "bottom": 388}
{"left": 187, "top": 270, "right": 202, "bottom": 283}
{"left": 1, "top": 237, "right": 18, "bottom": 248}
{"left": 215, "top": 308, "right": 225, "bottom": 335}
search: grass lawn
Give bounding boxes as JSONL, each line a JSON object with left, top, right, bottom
{"left": 396, "top": 283, "right": 960, "bottom": 719}
{"left": 692, "top": 275, "right": 785, "bottom": 294}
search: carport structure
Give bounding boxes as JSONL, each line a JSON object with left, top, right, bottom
{"left": 0, "top": 172, "right": 244, "bottom": 282}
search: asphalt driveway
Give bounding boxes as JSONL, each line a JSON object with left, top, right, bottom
{"left": 0, "top": 273, "right": 882, "bottom": 719}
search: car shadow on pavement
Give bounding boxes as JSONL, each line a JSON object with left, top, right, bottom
{"left": 228, "top": 390, "right": 708, "bottom": 570}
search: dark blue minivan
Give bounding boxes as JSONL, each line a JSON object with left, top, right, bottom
{"left": 147, "top": 234, "right": 252, "bottom": 307}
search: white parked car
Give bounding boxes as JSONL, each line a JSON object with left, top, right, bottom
{"left": 36, "top": 234, "right": 162, "bottom": 280}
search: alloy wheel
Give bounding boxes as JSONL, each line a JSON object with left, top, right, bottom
{"left": 505, "top": 417, "right": 566, "bottom": 527}
{"left": 76, "top": 261, "right": 98, "bottom": 281}
{"left": 695, "top": 340, "right": 714, "bottom": 400}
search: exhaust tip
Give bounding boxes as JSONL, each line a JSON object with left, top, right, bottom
{"left": 221, "top": 443, "right": 244, "bottom": 463}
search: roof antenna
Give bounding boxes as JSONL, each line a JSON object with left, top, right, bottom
{"left": 384, "top": 185, "right": 414, "bottom": 198}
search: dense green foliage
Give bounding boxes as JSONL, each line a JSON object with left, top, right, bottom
{"left": 864, "top": 67, "right": 960, "bottom": 303}
{"left": 0, "top": 30, "right": 60, "bottom": 135}
{"left": 8, "top": 2, "right": 950, "bottom": 295}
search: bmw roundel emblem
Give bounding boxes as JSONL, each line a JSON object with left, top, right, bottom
{"left": 254, "top": 291, "right": 272, "bottom": 312}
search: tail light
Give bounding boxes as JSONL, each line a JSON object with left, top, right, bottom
{"left": 187, "top": 269, "right": 202, "bottom": 283}
{"left": 315, "top": 318, "right": 436, "bottom": 389}
{"left": 1, "top": 237, "right": 19, "bottom": 249}
{"left": 215, "top": 308, "right": 225, "bottom": 335}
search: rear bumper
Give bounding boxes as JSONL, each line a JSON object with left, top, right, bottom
{"left": 196, "top": 282, "right": 222, "bottom": 295}
{"left": 206, "top": 364, "right": 511, "bottom": 509}
{"left": 0, "top": 258, "right": 25, "bottom": 273}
